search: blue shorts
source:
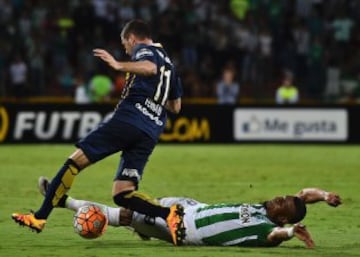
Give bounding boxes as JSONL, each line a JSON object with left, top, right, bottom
{"left": 76, "top": 118, "right": 156, "bottom": 186}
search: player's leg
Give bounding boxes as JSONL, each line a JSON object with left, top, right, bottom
{"left": 111, "top": 132, "right": 185, "bottom": 245}
{"left": 35, "top": 150, "right": 88, "bottom": 216}
{"left": 11, "top": 149, "right": 88, "bottom": 232}
{"left": 37, "top": 176, "right": 123, "bottom": 227}
{"left": 112, "top": 180, "right": 171, "bottom": 219}
{"left": 12, "top": 118, "right": 123, "bottom": 232}
{"left": 112, "top": 180, "right": 184, "bottom": 244}
{"left": 131, "top": 212, "right": 172, "bottom": 243}
{"left": 38, "top": 176, "right": 179, "bottom": 244}
{"left": 111, "top": 131, "right": 167, "bottom": 219}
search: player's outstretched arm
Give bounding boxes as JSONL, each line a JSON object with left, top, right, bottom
{"left": 267, "top": 224, "right": 315, "bottom": 248}
{"left": 93, "top": 48, "right": 157, "bottom": 76}
{"left": 93, "top": 49, "right": 121, "bottom": 70}
{"left": 296, "top": 188, "right": 342, "bottom": 207}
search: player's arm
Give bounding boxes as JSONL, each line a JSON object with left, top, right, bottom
{"left": 267, "top": 224, "right": 315, "bottom": 248}
{"left": 165, "top": 98, "right": 181, "bottom": 114}
{"left": 93, "top": 49, "right": 157, "bottom": 76}
{"left": 165, "top": 75, "right": 182, "bottom": 114}
{"left": 295, "top": 188, "right": 342, "bottom": 207}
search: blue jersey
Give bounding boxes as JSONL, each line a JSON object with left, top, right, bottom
{"left": 113, "top": 43, "right": 182, "bottom": 141}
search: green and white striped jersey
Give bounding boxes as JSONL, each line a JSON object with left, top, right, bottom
{"left": 183, "top": 203, "right": 276, "bottom": 246}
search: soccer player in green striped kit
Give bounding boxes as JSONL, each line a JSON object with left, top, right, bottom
{"left": 36, "top": 177, "right": 341, "bottom": 248}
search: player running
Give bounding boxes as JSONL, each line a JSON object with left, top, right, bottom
{"left": 35, "top": 177, "right": 341, "bottom": 248}
{"left": 12, "top": 19, "right": 184, "bottom": 245}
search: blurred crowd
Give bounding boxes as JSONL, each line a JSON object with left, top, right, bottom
{"left": 0, "top": 0, "right": 360, "bottom": 103}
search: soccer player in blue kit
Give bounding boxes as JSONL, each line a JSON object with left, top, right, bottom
{"left": 12, "top": 19, "right": 185, "bottom": 245}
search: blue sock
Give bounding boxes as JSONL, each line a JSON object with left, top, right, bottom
{"left": 35, "top": 159, "right": 80, "bottom": 219}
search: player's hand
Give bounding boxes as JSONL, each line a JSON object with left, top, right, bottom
{"left": 293, "top": 223, "right": 315, "bottom": 249}
{"left": 93, "top": 49, "right": 120, "bottom": 70}
{"left": 326, "top": 192, "right": 342, "bottom": 207}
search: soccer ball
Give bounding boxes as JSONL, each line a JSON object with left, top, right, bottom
{"left": 73, "top": 205, "right": 108, "bottom": 239}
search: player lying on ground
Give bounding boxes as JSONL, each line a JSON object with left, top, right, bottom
{"left": 36, "top": 177, "right": 341, "bottom": 247}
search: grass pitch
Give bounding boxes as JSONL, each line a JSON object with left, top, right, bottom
{"left": 0, "top": 144, "right": 359, "bottom": 257}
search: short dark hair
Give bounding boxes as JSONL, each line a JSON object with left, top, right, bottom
{"left": 289, "top": 197, "right": 307, "bottom": 224}
{"left": 121, "top": 19, "right": 152, "bottom": 40}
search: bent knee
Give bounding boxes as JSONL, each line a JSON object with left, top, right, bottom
{"left": 69, "top": 148, "right": 92, "bottom": 169}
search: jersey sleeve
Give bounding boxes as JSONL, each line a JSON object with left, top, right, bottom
{"left": 133, "top": 47, "right": 156, "bottom": 63}
{"left": 168, "top": 73, "right": 183, "bottom": 100}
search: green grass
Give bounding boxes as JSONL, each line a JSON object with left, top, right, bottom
{"left": 0, "top": 144, "right": 359, "bottom": 257}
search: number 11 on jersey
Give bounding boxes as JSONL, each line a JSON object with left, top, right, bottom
{"left": 154, "top": 65, "right": 171, "bottom": 105}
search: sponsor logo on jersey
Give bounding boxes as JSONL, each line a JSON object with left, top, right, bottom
{"left": 135, "top": 103, "right": 163, "bottom": 126}
{"left": 135, "top": 48, "right": 154, "bottom": 60}
{"left": 145, "top": 98, "right": 163, "bottom": 116}
{"left": 121, "top": 168, "right": 140, "bottom": 181}
{"left": 240, "top": 204, "right": 251, "bottom": 224}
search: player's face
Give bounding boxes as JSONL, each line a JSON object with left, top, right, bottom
{"left": 266, "top": 196, "right": 297, "bottom": 225}
{"left": 121, "top": 36, "right": 131, "bottom": 55}
{"left": 121, "top": 34, "right": 135, "bottom": 55}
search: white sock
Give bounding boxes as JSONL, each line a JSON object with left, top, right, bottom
{"left": 66, "top": 197, "right": 121, "bottom": 227}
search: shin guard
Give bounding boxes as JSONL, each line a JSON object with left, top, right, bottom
{"left": 52, "top": 160, "right": 80, "bottom": 206}
{"left": 35, "top": 159, "right": 80, "bottom": 219}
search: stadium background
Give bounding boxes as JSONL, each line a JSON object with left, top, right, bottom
{"left": 1, "top": 1, "right": 360, "bottom": 256}
{"left": 0, "top": 0, "right": 359, "bottom": 103}
{"left": 1, "top": 0, "right": 360, "bottom": 144}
